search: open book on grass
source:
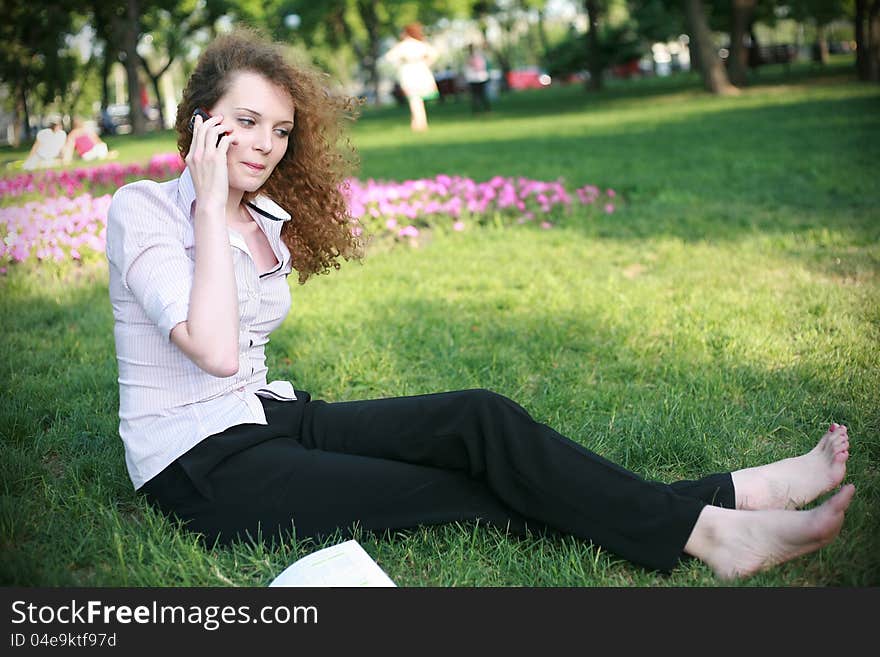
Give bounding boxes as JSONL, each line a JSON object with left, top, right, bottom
{"left": 269, "top": 540, "right": 397, "bottom": 587}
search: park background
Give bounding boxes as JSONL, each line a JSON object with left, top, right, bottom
{"left": 0, "top": 1, "right": 878, "bottom": 586}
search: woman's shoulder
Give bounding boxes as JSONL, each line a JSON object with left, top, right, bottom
{"left": 111, "top": 177, "right": 163, "bottom": 204}
{"left": 108, "top": 177, "right": 185, "bottom": 228}
{"left": 113, "top": 174, "right": 183, "bottom": 199}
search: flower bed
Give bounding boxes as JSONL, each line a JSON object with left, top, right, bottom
{"left": 0, "top": 153, "right": 185, "bottom": 204}
{"left": 345, "top": 175, "right": 615, "bottom": 243}
{"left": 0, "top": 154, "right": 617, "bottom": 271}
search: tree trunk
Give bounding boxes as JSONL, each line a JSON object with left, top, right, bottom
{"left": 92, "top": 2, "right": 116, "bottom": 112}
{"left": 729, "top": 0, "right": 755, "bottom": 87}
{"left": 690, "top": 34, "right": 702, "bottom": 74}
{"left": 356, "top": 0, "right": 382, "bottom": 105}
{"left": 585, "top": 0, "right": 603, "bottom": 91}
{"left": 683, "top": 0, "right": 738, "bottom": 94}
{"left": 870, "top": 0, "right": 880, "bottom": 82}
{"left": 14, "top": 82, "right": 30, "bottom": 147}
{"left": 815, "top": 24, "right": 829, "bottom": 65}
{"left": 748, "top": 24, "right": 762, "bottom": 70}
{"left": 856, "top": 0, "right": 869, "bottom": 79}
{"left": 536, "top": 7, "right": 550, "bottom": 55}
{"left": 139, "top": 55, "right": 174, "bottom": 129}
{"left": 123, "top": 0, "right": 145, "bottom": 134}
{"left": 100, "top": 46, "right": 112, "bottom": 110}
{"left": 148, "top": 71, "right": 164, "bottom": 127}
{"left": 65, "top": 57, "right": 96, "bottom": 122}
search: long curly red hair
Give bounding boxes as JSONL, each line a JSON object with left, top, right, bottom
{"left": 175, "top": 28, "right": 364, "bottom": 283}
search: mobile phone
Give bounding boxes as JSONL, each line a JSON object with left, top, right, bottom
{"left": 188, "top": 108, "right": 228, "bottom": 146}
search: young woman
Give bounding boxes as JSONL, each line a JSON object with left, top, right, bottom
{"left": 383, "top": 23, "right": 439, "bottom": 132}
{"left": 106, "top": 29, "right": 854, "bottom": 582}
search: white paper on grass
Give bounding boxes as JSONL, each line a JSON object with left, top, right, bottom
{"left": 269, "top": 540, "right": 396, "bottom": 587}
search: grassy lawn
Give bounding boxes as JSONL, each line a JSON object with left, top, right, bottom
{"left": 1, "top": 58, "right": 878, "bottom": 586}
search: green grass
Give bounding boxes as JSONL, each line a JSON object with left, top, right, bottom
{"left": 1, "top": 58, "right": 878, "bottom": 586}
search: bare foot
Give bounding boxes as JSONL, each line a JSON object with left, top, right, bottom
{"left": 686, "top": 484, "right": 855, "bottom": 580}
{"left": 732, "top": 424, "right": 849, "bottom": 510}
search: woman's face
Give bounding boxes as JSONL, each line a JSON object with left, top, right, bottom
{"left": 209, "top": 70, "right": 295, "bottom": 194}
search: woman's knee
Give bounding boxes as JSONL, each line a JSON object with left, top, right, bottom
{"left": 459, "top": 388, "right": 516, "bottom": 413}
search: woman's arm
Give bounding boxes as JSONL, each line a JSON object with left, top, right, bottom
{"left": 88, "top": 128, "right": 107, "bottom": 148}
{"left": 169, "top": 203, "right": 239, "bottom": 377}
{"left": 169, "top": 113, "right": 240, "bottom": 377}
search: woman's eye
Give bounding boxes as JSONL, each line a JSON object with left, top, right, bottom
{"left": 238, "top": 117, "right": 255, "bottom": 127}
{"left": 276, "top": 129, "right": 290, "bottom": 138}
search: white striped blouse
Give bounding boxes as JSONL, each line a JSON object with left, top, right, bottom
{"left": 106, "top": 167, "right": 298, "bottom": 490}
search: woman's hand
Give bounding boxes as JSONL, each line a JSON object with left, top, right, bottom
{"left": 185, "top": 112, "right": 233, "bottom": 212}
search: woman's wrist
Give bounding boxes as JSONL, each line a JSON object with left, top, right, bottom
{"left": 194, "top": 203, "right": 226, "bottom": 223}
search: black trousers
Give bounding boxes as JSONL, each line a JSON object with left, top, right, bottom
{"left": 468, "top": 81, "right": 491, "bottom": 112}
{"left": 140, "top": 388, "right": 734, "bottom": 573}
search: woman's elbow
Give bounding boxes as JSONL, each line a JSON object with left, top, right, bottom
{"left": 202, "top": 354, "right": 240, "bottom": 378}
{"left": 171, "top": 324, "right": 239, "bottom": 378}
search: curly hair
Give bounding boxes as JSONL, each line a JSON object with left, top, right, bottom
{"left": 175, "top": 28, "right": 364, "bottom": 283}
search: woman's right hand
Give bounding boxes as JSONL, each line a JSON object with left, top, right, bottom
{"left": 185, "top": 112, "right": 233, "bottom": 212}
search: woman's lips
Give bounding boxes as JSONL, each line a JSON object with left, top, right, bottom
{"left": 242, "top": 162, "right": 266, "bottom": 172}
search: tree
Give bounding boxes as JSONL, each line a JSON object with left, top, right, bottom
{"left": 628, "top": 0, "right": 687, "bottom": 45}
{"left": 62, "top": 15, "right": 102, "bottom": 124}
{"left": 473, "top": 1, "right": 517, "bottom": 92}
{"left": 728, "top": 0, "right": 756, "bottom": 87}
{"left": 120, "top": 0, "right": 147, "bottom": 135}
{"left": 90, "top": 2, "right": 125, "bottom": 114}
{"left": 682, "top": 0, "right": 737, "bottom": 94}
{"left": 854, "top": 0, "right": 880, "bottom": 81}
{"left": 0, "top": 0, "right": 79, "bottom": 145}
{"left": 788, "top": 0, "right": 848, "bottom": 66}
{"left": 585, "top": 0, "right": 604, "bottom": 90}
{"left": 138, "top": 0, "right": 228, "bottom": 128}
{"left": 279, "top": 0, "right": 403, "bottom": 102}
{"left": 698, "top": 0, "right": 777, "bottom": 87}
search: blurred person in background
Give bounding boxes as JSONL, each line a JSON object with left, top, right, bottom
{"left": 22, "top": 119, "right": 66, "bottom": 170}
{"left": 383, "top": 23, "right": 439, "bottom": 132}
{"left": 62, "top": 117, "right": 118, "bottom": 164}
{"left": 464, "top": 43, "right": 491, "bottom": 113}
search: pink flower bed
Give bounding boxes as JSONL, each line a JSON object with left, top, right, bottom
{"left": 1, "top": 194, "right": 110, "bottom": 267}
{"left": 0, "top": 153, "right": 184, "bottom": 202}
{"left": 0, "top": 154, "right": 618, "bottom": 270}
{"left": 345, "top": 175, "right": 615, "bottom": 241}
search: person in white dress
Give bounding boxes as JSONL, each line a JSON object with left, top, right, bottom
{"left": 383, "top": 23, "right": 439, "bottom": 132}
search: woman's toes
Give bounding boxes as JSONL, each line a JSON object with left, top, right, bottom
{"left": 829, "top": 484, "right": 855, "bottom": 512}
